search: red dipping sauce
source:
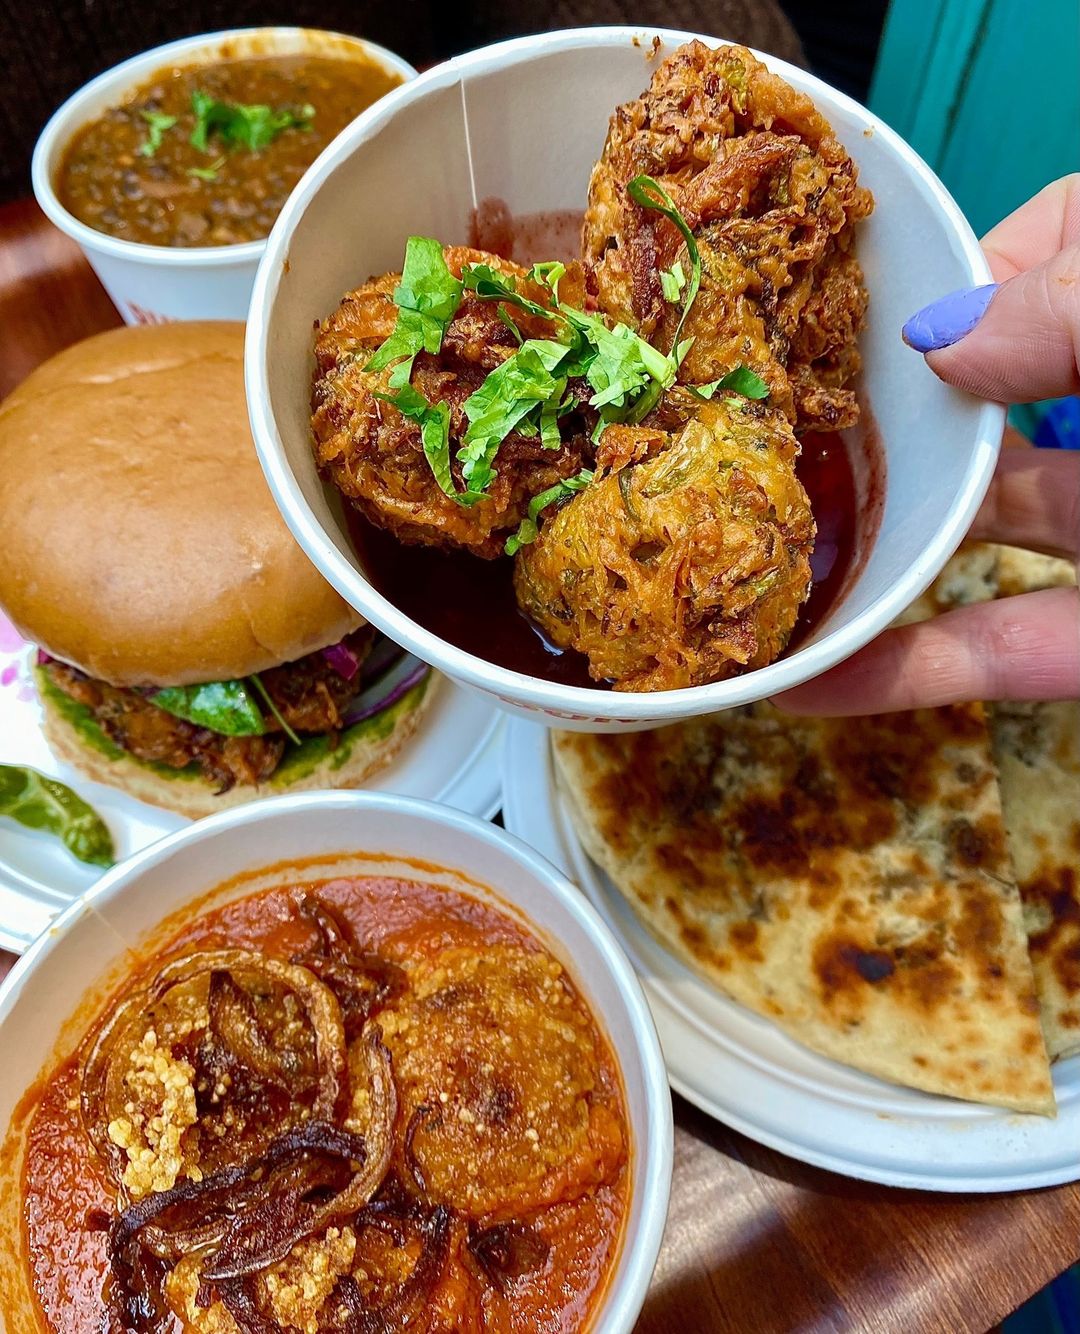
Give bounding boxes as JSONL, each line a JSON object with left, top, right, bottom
{"left": 348, "top": 427, "right": 877, "bottom": 690}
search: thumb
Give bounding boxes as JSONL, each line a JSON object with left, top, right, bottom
{"left": 902, "top": 246, "right": 1080, "bottom": 404}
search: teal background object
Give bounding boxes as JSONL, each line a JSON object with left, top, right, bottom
{"left": 869, "top": 0, "right": 1080, "bottom": 238}
{"left": 870, "top": 0, "right": 1080, "bottom": 437}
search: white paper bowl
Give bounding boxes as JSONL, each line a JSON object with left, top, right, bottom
{"left": 0, "top": 791, "right": 672, "bottom": 1333}
{"left": 246, "top": 26, "right": 1004, "bottom": 729}
{"left": 31, "top": 27, "right": 416, "bottom": 325}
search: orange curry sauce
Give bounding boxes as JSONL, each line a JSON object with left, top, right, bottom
{"left": 18, "top": 876, "right": 630, "bottom": 1333}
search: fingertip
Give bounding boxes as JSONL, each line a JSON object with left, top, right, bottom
{"left": 901, "top": 284, "right": 999, "bottom": 353}
{"left": 921, "top": 251, "right": 1080, "bottom": 402}
{"left": 774, "top": 590, "right": 1080, "bottom": 716}
{"left": 772, "top": 627, "right": 915, "bottom": 715}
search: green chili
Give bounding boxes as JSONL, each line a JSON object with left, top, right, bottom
{"left": 0, "top": 764, "right": 115, "bottom": 868}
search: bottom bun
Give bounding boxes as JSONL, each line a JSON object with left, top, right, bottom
{"left": 37, "top": 665, "right": 435, "bottom": 819}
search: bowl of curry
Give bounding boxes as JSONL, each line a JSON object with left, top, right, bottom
{"left": 32, "top": 28, "right": 415, "bottom": 323}
{"left": 0, "top": 791, "right": 672, "bottom": 1333}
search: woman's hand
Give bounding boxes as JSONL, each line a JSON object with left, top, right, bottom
{"left": 776, "top": 175, "right": 1080, "bottom": 715}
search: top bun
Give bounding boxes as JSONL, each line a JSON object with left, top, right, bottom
{"left": 0, "top": 323, "right": 363, "bottom": 687}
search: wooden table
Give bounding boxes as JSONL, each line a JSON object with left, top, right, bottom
{"left": 3, "top": 196, "right": 1079, "bottom": 1333}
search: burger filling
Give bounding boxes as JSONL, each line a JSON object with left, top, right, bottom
{"left": 39, "top": 629, "right": 378, "bottom": 791}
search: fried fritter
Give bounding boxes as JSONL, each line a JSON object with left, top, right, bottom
{"left": 582, "top": 42, "right": 873, "bottom": 434}
{"left": 42, "top": 658, "right": 285, "bottom": 789}
{"left": 40, "top": 629, "right": 374, "bottom": 791}
{"left": 513, "top": 397, "right": 815, "bottom": 691}
{"left": 380, "top": 943, "right": 624, "bottom": 1220}
{"left": 311, "top": 246, "right": 593, "bottom": 559}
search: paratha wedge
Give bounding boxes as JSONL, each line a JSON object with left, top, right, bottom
{"left": 903, "top": 542, "right": 1079, "bottom": 1058}
{"left": 993, "top": 696, "right": 1080, "bottom": 1059}
{"left": 895, "top": 541, "right": 1075, "bottom": 628}
{"left": 554, "top": 702, "right": 1055, "bottom": 1114}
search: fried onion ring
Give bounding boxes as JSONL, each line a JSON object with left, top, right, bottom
{"left": 82, "top": 950, "right": 346, "bottom": 1188}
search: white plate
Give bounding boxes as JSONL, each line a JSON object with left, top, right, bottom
{"left": 0, "top": 614, "right": 503, "bottom": 953}
{"left": 502, "top": 719, "right": 1080, "bottom": 1193}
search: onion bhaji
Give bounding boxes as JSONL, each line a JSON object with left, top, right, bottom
{"left": 311, "top": 246, "right": 593, "bottom": 559}
{"left": 582, "top": 41, "right": 873, "bottom": 434}
{"left": 514, "top": 396, "right": 815, "bottom": 691}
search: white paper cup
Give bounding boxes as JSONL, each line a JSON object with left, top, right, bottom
{"left": 31, "top": 27, "right": 416, "bottom": 325}
{"left": 246, "top": 27, "right": 1004, "bottom": 729}
{"left": 0, "top": 791, "right": 672, "bottom": 1333}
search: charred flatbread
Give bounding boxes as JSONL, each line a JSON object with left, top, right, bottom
{"left": 994, "top": 695, "right": 1080, "bottom": 1058}
{"left": 993, "top": 531, "right": 1079, "bottom": 1062}
{"left": 894, "top": 541, "right": 1075, "bottom": 626}
{"left": 554, "top": 702, "right": 1054, "bottom": 1114}
{"left": 905, "top": 542, "right": 1079, "bottom": 1058}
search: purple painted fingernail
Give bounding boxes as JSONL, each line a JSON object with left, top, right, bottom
{"left": 902, "top": 283, "right": 999, "bottom": 352}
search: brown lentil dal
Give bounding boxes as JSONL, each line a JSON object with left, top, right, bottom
{"left": 57, "top": 54, "right": 402, "bottom": 247}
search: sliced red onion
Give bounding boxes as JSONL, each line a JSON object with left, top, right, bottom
{"left": 359, "top": 635, "right": 406, "bottom": 684}
{"left": 35, "top": 649, "right": 52, "bottom": 667}
{"left": 321, "top": 640, "right": 364, "bottom": 682}
{"left": 341, "top": 661, "right": 430, "bottom": 728}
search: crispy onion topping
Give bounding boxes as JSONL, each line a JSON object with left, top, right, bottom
{"left": 204, "top": 1027, "right": 397, "bottom": 1282}
{"left": 200, "top": 1123, "right": 366, "bottom": 1280}
{"left": 105, "top": 1025, "right": 401, "bottom": 1326}
{"left": 466, "top": 1220, "right": 551, "bottom": 1293}
{"left": 293, "top": 896, "right": 406, "bottom": 1041}
{"left": 206, "top": 968, "right": 314, "bottom": 1092}
{"left": 109, "top": 1122, "right": 367, "bottom": 1321}
{"left": 402, "top": 1103, "right": 437, "bottom": 1200}
{"left": 216, "top": 1277, "right": 281, "bottom": 1334}
{"left": 200, "top": 1198, "right": 451, "bottom": 1334}
{"left": 81, "top": 949, "right": 346, "bottom": 1187}
{"left": 325, "top": 1205, "right": 452, "bottom": 1333}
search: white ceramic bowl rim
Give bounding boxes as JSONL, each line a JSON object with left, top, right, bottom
{"left": 0, "top": 789, "right": 673, "bottom": 1332}
{"left": 246, "top": 25, "right": 1003, "bottom": 721}
{"left": 31, "top": 26, "right": 418, "bottom": 267}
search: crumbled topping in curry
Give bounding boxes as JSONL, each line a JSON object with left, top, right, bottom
{"left": 107, "top": 1025, "right": 200, "bottom": 1198}
{"left": 263, "top": 1228, "right": 358, "bottom": 1334}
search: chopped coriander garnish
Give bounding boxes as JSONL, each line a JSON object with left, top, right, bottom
{"left": 459, "top": 339, "right": 569, "bottom": 493}
{"left": 691, "top": 366, "right": 770, "bottom": 401}
{"left": 529, "top": 260, "right": 567, "bottom": 300}
{"left": 561, "top": 307, "right": 670, "bottom": 408}
{"left": 459, "top": 249, "right": 690, "bottom": 430}
{"left": 626, "top": 174, "right": 702, "bottom": 364}
{"left": 190, "top": 90, "right": 314, "bottom": 154}
{"left": 660, "top": 259, "right": 686, "bottom": 303}
{"left": 377, "top": 384, "right": 485, "bottom": 506}
{"left": 366, "top": 237, "right": 463, "bottom": 388}
{"left": 392, "top": 236, "right": 465, "bottom": 324}
{"left": 369, "top": 181, "right": 708, "bottom": 510}
{"left": 138, "top": 110, "right": 178, "bottom": 157}
{"left": 460, "top": 264, "right": 554, "bottom": 320}
{"left": 539, "top": 388, "right": 576, "bottom": 449}
{"left": 497, "top": 306, "right": 525, "bottom": 344}
{"left": 505, "top": 468, "right": 595, "bottom": 555}
{"left": 552, "top": 302, "right": 676, "bottom": 435}
{"left": 187, "top": 155, "right": 226, "bottom": 182}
